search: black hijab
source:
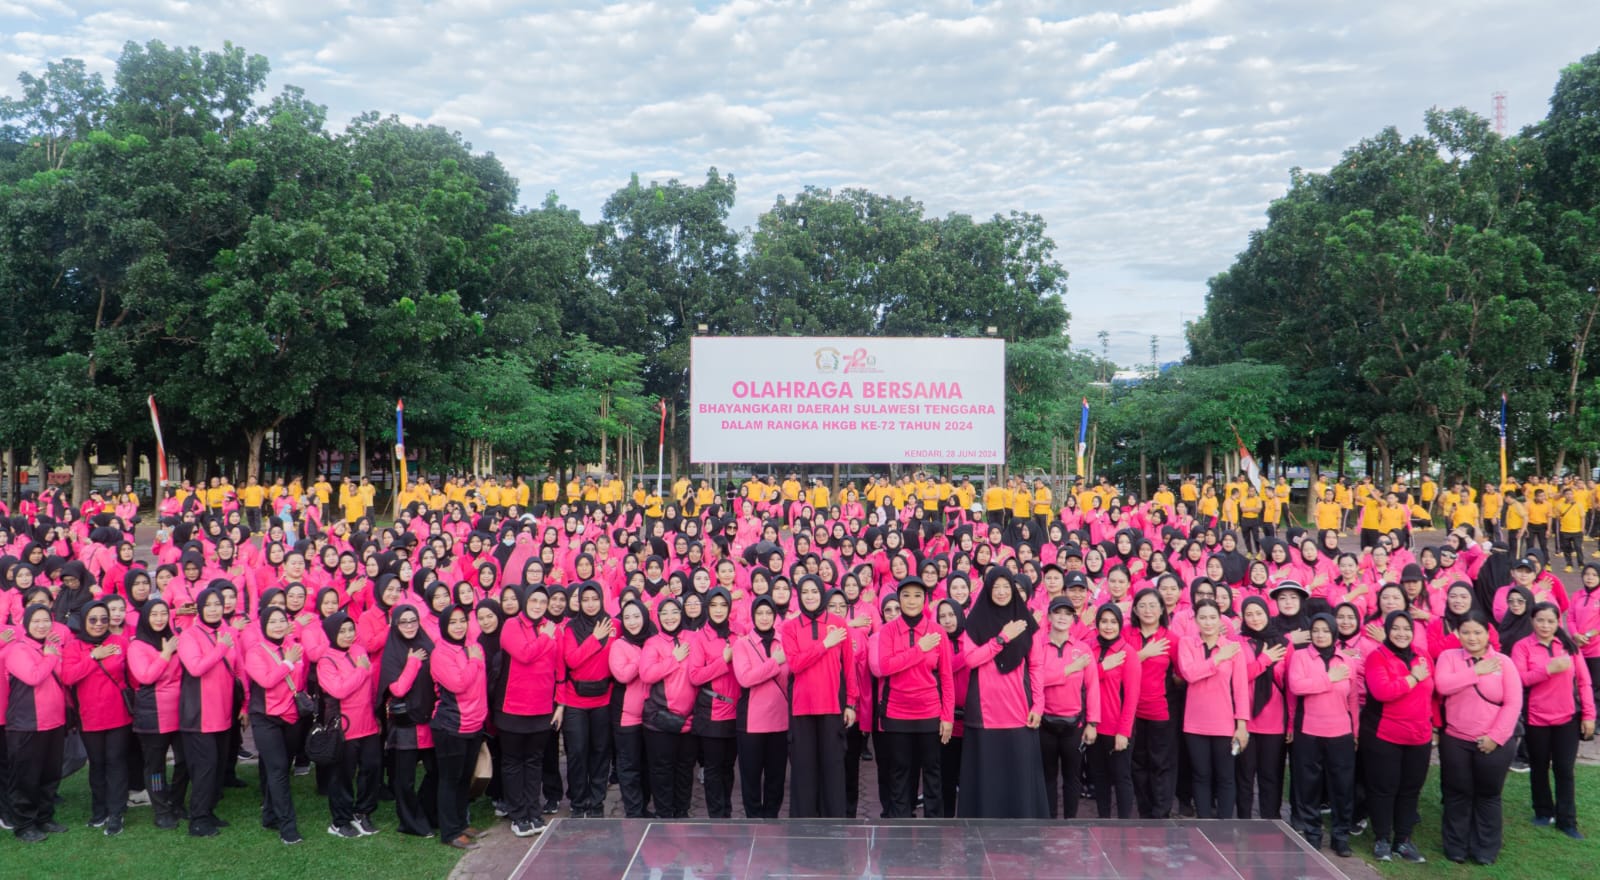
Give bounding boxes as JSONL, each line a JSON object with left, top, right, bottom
{"left": 749, "top": 595, "right": 779, "bottom": 652}
{"left": 1498, "top": 586, "right": 1536, "bottom": 651}
{"left": 135, "top": 599, "right": 173, "bottom": 650}
{"left": 656, "top": 597, "right": 686, "bottom": 644}
{"left": 377, "top": 603, "right": 435, "bottom": 713}
{"left": 703, "top": 586, "right": 733, "bottom": 639}
{"left": 69, "top": 599, "right": 112, "bottom": 647}
{"left": 618, "top": 598, "right": 657, "bottom": 648}
{"left": 1382, "top": 610, "right": 1416, "bottom": 667}
{"left": 1239, "top": 596, "right": 1284, "bottom": 716}
{"left": 567, "top": 581, "right": 608, "bottom": 644}
{"left": 321, "top": 610, "right": 353, "bottom": 653}
{"left": 1310, "top": 613, "right": 1337, "bottom": 667}
{"left": 964, "top": 568, "right": 1036, "bottom": 674}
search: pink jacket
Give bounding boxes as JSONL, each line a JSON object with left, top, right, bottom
{"left": 317, "top": 647, "right": 379, "bottom": 739}
{"left": 557, "top": 627, "right": 614, "bottom": 709}
{"left": 1511, "top": 637, "right": 1597, "bottom": 728}
{"left": 781, "top": 612, "right": 858, "bottom": 717}
{"left": 500, "top": 615, "right": 560, "bottom": 717}
{"left": 1176, "top": 635, "right": 1250, "bottom": 736}
{"left": 639, "top": 632, "right": 695, "bottom": 733}
{"left": 128, "top": 638, "right": 183, "bottom": 734}
{"left": 868, "top": 614, "right": 956, "bottom": 725}
{"left": 61, "top": 633, "right": 133, "bottom": 732}
{"left": 732, "top": 632, "right": 789, "bottom": 734}
{"left": 1567, "top": 586, "right": 1600, "bottom": 660}
{"left": 1361, "top": 645, "right": 1434, "bottom": 746}
{"left": 178, "top": 622, "right": 239, "bottom": 733}
{"left": 689, "top": 626, "right": 741, "bottom": 725}
{"left": 608, "top": 638, "right": 648, "bottom": 727}
{"left": 1287, "top": 648, "right": 1358, "bottom": 738}
{"left": 959, "top": 632, "right": 1046, "bottom": 729}
{"left": 4, "top": 636, "right": 67, "bottom": 731}
{"left": 1434, "top": 648, "right": 1523, "bottom": 745}
{"left": 1243, "top": 641, "right": 1291, "bottom": 736}
{"left": 1039, "top": 636, "right": 1101, "bottom": 724}
{"left": 245, "top": 639, "right": 308, "bottom": 723}
{"left": 430, "top": 640, "right": 487, "bottom": 735}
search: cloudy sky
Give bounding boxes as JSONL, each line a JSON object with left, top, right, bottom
{"left": 2, "top": 1, "right": 1597, "bottom": 365}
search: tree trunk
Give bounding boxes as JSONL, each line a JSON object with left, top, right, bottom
{"left": 1202, "top": 444, "right": 1213, "bottom": 479}
{"left": 359, "top": 428, "right": 369, "bottom": 481}
{"left": 306, "top": 435, "right": 319, "bottom": 484}
{"left": 1139, "top": 436, "right": 1149, "bottom": 499}
{"left": 471, "top": 439, "right": 482, "bottom": 479}
{"left": 598, "top": 392, "right": 609, "bottom": 475}
{"left": 3, "top": 447, "right": 12, "bottom": 509}
{"left": 72, "top": 446, "right": 90, "bottom": 504}
{"left": 246, "top": 429, "right": 266, "bottom": 483}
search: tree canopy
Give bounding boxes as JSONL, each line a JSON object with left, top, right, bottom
{"left": 0, "top": 40, "right": 1084, "bottom": 499}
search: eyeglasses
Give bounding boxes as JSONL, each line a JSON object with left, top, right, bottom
{"left": 86, "top": 616, "right": 109, "bottom": 624}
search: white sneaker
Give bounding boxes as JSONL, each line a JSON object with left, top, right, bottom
{"left": 512, "top": 821, "right": 538, "bottom": 838}
{"left": 127, "top": 791, "right": 152, "bottom": 808}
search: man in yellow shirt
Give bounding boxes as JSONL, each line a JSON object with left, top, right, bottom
{"left": 781, "top": 473, "right": 803, "bottom": 517}
{"left": 808, "top": 478, "right": 830, "bottom": 512}
{"left": 1556, "top": 487, "right": 1586, "bottom": 571}
{"left": 982, "top": 480, "right": 1007, "bottom": 527}
{"left": 1153, "top": 483, "right": 1176, "bottom": 512}
{"left": 313, "top": 474, "right": 333, "bottom": 506}
{"left": 694, "top": 480, "right": 715, "bottom": 514}
{"left": 1358, "top": 488, "right": 1385, "bottom": 548}
{"left": 1315, "top": 488, "right": 1343, "bottom": 531}
{"left": 1526, "top": 489, "right": 1552, "bottom": 560}
{"left": 1420, "top": 476, "right": 1438, "bottom": 514}
{"left": 1479, "top": 484, "right": 1502, "bottom": 541}
{"left": 542, "top": 475, "right": 560, "bottom": 507}
{"left": 340, "top": 477, "right": 365, "bottom": 522}
{"left": 1333, "top": 480, "right": 1354, "bottom": 532}
{"left": 956, "top": 478, "right": 976, "bottom": 513}
{"left": 566, "top": 476, "right": 582, "bottom": 507}
{"left": 1180, "top": 477, "right": 1198, "bottom": 505}
{"left": 241, "top": 476, "right": 266, "bottom": 532}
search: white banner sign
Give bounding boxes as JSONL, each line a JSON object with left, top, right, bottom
{"left": 690, "top": 337, "right": 1006, "bottom": 464}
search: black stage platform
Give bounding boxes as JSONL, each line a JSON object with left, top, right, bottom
{"left": 509, "top": 817, "right": 1353, "bottom": 880}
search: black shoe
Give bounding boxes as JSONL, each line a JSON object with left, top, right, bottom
{"left": 1473, "top": 856, "right": 1497, "bottom": 866}
{"left": 1534, "top": 816, "right": 1556, "bottom": 827}
{"left": 105, "top": 817, "right": 124, "bottom": 837}
{"left": 224, "top": 778, "right": 249, "bottom": 789}
{"left": 1395, "top": 840, "right": 1426, "bottom": 863}
{"left": 88, "top": 817, "right": 107, "bottom": 829}
{"left": 1333, "top": 842, "right": 1353, "bottom": 858}
{"left": 281, "top": 831, "right": 304, "bottom": 845}
{"left": 328, "top": 823, "right": 361, "bottom": 839}
{"left": 189, "top": 825, "right": 219, "bottom": 838}
{"left": 1561, "top": 827, "right": 1587, "bottom": 840}
{"left": 16, "top": 827, "right": 47, "bottom": 843}
{"left": 353, "top": 815, "right": 379, "bottom": 836}
{"left": 155, "top": 815, "right": 180, "bottom": 830}
{"left": 214, "top": 817, "right": 231, "bottom": 828}
{"left": 237, "top": 747, "right": 256, "bottom": 760}
{"left": 41, "top": 822, "right": 67, "bottom": 834}
{"left": 542, "top": 801, "right": 559, "bottom": 815}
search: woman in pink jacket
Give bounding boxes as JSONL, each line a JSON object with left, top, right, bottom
{"left": 431, "top": 604, "right": 488, "bottom": 849}
{"left": 1037, "top": 596, "right": 1099, "bottom": 819}
{"left": 1235, "top": 597, "right": 1289, "bottom": 820}
{"left": 317, "top": 611, "right": 381, "bottom": 839}
{"left": 5, "top": 604, "right": 68, "bottom": 842}
{"left": 1435, "top": 611, "right": 1523, "bottom": 865}
{"left": 1177, "top": 598, "right": 1250, "bottom": 819}
{"left": 62, "top": 600, "right": 133, "bottom": 835}
{"left": 1287, "top": 614, "right": 1359, "bottom": 855}
{"left": 869, "top": 578, "right": 955, "bottom": 819}
{"left": 1087, "top": 602, "right": 1139, "bottom": 818}
{"left": 128, "top": 599, "right": 187, "bottom": 829}
{"left": 781, "top": 576, "right": 857, "bottom": 819}
{"left": 1361, "top": 610, "right": 1434, "bottom": 863}
{"left": 640, "top": 597, "right": 696, "bottom": 818}
{"left": 733, "top": 595, "right": 790, "bottom": 818}
{"left": 245, "top": 606, "right": 309, "bottom": 845}
{"left": 557, "top": 581, "right": 614, "bottom": 818}
{"left": 689, "top": 587, "right": 740, "bottom": 818}
{"left": 608, "top": 597, "right": 653, "bottom": 820}
{"left": 177, "top": 586, "right": 238, "bottom": 838}
{"left": 957, "top": 568, "right": 1049, "bottom": 818}
{"left": 1513, "top": 602, "right": 1596, "bottom": 838}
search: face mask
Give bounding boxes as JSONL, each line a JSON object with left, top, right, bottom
{"left": 502, "top": 536, "right": 515, "bottom": 547}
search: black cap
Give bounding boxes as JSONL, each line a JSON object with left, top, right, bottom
{"left": 1511, "top": 558, "right": 1536, "bottom": 571}
{"left": 896, "top": 577, "right": 928, "bottom": 597}
{"left": 1400, "top": 563, "right": 1424, "bottom": 582}
{"left": 1048, "top": 596, "right": 1077, "bottom": 615}
{"left": 1064, "top": 572, "right": 1091, "bottom": 590}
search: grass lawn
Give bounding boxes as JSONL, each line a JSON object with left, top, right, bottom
{"left": 0, "top": 760, "right": 472, "bottom": 880}
{"left": 1364, "top": 764, "right": 1600, "bottom": 879}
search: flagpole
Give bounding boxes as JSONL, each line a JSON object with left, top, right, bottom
{"left": 395, "top": 399, "right": 407, "bottom": 519}
{"left": 147, "top": 396, "right": 168, "bottom": 486}
{"left": 1499, "top": 393, "right": 1507, "bottom": 487}
{"left": 656, "top": 399, "right": 668, "bottom": 498}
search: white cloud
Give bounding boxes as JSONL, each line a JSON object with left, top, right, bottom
{"left": 0, "top": 0, "right": 1596, "bottom": 362}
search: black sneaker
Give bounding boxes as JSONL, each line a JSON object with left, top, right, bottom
{"left": 542, "top": 801, "right": 559, "bottom": 815}
{"left": 87, "top": 817, "right": 107, "bottom": 829}
{"left": 41, "top": 822, "right": 67, "bottom": 834}
{"left": 353, "top": 815, "right": 379, "bottom": 837}
{"left": 1510, "top": 760, "right": 1530, "bottom": 774}
{"left": 281, "top": 831, "right": 304, "bottom": 845}
{"left": 512, "top": 821, "right": 538, "bottom": 838}
{"left": 1395, "top": 840, "right": 1426, "bottom": 863}
{"left": 155, "top": 815, "right": 179, "bottom": 830}
{"left": 189, "top": 825, "right": 219, "bottom": 838}
{"left": 1373, "top": 840, "right": 1393, "bottom": 862}
{"left": 16, "top": 827, "right": 47, "bottom": 843}
{"left": 1533, "top": 816, "right": 1556, "bottom": 827}
{"left": 104, "top": 817, "right": 124, "bottom": 837}
{"left": 237, "top": 747, "right": 256, "bottom": 761}
{"left": 1333, "top": 842, "right": 1353, "bottom": 858}
{"left": 328, "top": 823, "right": 361, "bottom": 839}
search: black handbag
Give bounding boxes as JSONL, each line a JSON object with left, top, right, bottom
{"left": 643, "top": 684, "right": 687, "bottom": 733}
{"left": 305, "top": 709, "right": 347, "bottom": 766}
{"left": 572, "top": 678, "right": 611, "bottom": 699}
{"left": 293, "top": 690, "right": 317, "bottom": 718}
